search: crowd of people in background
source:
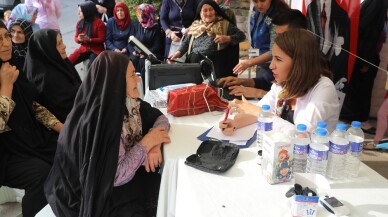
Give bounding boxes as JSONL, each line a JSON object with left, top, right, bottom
{"left": 0, "top": 0, "right": 387, "bottom": 216}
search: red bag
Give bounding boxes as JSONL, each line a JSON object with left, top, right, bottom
{"left": 167, "top": 84, "right": 228, "bottom": 117}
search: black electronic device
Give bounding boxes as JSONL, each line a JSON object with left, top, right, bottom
{"left": 200, "top": 57, "right": 241, "bottom": 101}
{"left": 128, "top": 36, "right": 162, "bottom": 63}
{"left": 147, "top": 63, "right": 203, "bottom": 90}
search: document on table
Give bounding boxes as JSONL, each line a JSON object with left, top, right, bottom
{"left": 198, "top": 113, "right": 257, "bottom": 147}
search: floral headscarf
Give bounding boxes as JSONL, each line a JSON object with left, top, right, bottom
{"left": 114, "top": 2, "right": 131, "bottom": 31}
{"left": 135, "top": 3, "right": 157, "bottom": 28}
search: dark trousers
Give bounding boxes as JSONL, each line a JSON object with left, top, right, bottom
{"left": 72, "top": 51, "right": 98, "bottom": 69}
{"left": 3, "top": 155, "right": 51, "bottom": 217}
{"left": 340, "top": 59, "right": 378, "bottom": 121}
{"left": 109, "top": 167, "right": 161, "bottom": 217}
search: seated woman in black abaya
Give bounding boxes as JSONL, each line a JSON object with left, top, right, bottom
{"left": 44, "top": 51, "right": 171, "bottom": 217}
{"left": 0, "top": 22, "right": 63, "bottom": 217}
{"left": 24, "top": 29, "right": 82, "bottom": 123}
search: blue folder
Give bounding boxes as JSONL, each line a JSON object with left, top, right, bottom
{"left": 197, "top": 127, "right": 257, "bottom": 149}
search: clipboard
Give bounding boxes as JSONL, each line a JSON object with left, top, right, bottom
{"left": 197, "top": 127, "right": 257, "bottom": 149}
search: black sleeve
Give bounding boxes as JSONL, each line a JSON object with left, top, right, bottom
{"left": 139, "top": 100, "right": 163, "bottom": 134}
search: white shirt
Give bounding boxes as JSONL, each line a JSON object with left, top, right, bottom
{"left": 258, "top": 76, "right": 340, "bottom": 132}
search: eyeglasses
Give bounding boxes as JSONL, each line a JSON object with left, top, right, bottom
{"left": 0, "top": 32, "right": 12, "bottom": 44}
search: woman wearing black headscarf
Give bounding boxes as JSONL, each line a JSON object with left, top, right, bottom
{"left": 24, "top": 29, "right": 82, "bottom": 123}
{"left": 44, "top": 51, "right": 171, "bottom": 217}
{"left": 0, "top": 22, "right": 63, "bottom": 217}
{"left": 68, "top": 1, "right": 106, "bottom": 68}
{"left": 8, "top": 18, "right": 33, "bottom": 69}
{"left": 168, "top": 0, "right": 246, "bottom": 78}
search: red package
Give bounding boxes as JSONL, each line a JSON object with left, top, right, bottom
{"left": 167, "top": 84, "right": 228, "bottom": 117}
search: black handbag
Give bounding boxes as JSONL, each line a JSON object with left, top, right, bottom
{"left": 185, "top": 140, "right": 239, "bottom": 174}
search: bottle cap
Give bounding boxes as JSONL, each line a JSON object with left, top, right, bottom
{"left": 351, "top": 121, "right": 361, "bottom": 128}
{"left": 316, "top": 128, "right": 327, "bottom": 136}
{"left": 297, "top": 124, "right": 307, "bottom": 131}
{"left": 317, "top": 121, "right": 327, "bottom": 129}
{"left": 262, "top": 104, "right": 270, "bottom": 111}
{"left": 336, "top": 123, "right": 347, "bottom": 131}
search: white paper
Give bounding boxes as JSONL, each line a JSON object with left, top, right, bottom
{"left": 206, "top": 114, "right": 257, "bottom": 141}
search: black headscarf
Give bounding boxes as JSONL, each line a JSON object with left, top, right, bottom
{"left": 44, "top": 50, "right": 162, "bottom": 217}
{"left": 0, "top": 22, "right": 58, "bottom": 185}
{"left": 78, "top": 1, "right": 98, "bottom": 37}
{"left": 24, "top": 29, "right": 82, "bottom": 123}
{"left": 195, "top": 0, "right": 235, "bottom": 25}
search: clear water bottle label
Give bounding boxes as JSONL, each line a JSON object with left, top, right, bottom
{"left": 258, "top": 121, "right": 273, "bottom": 132}
{"left": 329, "top": 142, "right": 349, "bottom": 155}
{"left": 308, "top": 148, "right": 328, "bottom": 161}
{"left": 349, "top": 141, "right": 363, "bottom": 152}
{"left": 294, "top": 144, "right": 309, "bottom": 155}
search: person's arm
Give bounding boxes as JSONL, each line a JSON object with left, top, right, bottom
{"left": 74, "top": 20, "right": 82, "bottom": 43}
{"left": 227, "top": 23, "right": 246, "bottom": 45}
{"left": 159, "top": 1, "right": 171, "bottom": 34}
{"left": 0, "top": 96, "right": 15, "bottom": 133}
{"left": 32, "top": 101, "right": 63, "bottom": 133}
{"left": 148, "top": 25, "right": 164, "bottom": 55}
{"left": 104, "top": 19, "right": 116, "bottom": 50}
{"left": 88, "top": 19, "right": 106, "bottom": 44}
{"left": 0, "top": 62, "right": 19, "bottom": 132}
{"left": 54, "top": 0, "right": 61, "bottom": 18}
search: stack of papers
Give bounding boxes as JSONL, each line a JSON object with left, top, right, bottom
{"left": 197, "top": 115, "right": 257, "bottom": 148}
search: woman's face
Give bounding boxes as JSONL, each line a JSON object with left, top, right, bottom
{"left": 0, "top": 28, "right": 13, "bottom": 61}
{"left": 10, "top": 25, "right": 25, "bottom": 44}
{"left": 253, "top": 0, "right": 272, "bottom": 14}
{"left": 200, "top": 4, "right": 216, "bottom": 23}
{"left": 77, "top": 7, "right": 84, "bottom": 19}
{"left": 116, "top": 6, "right": 125, "bottom": 20}
{"left": 269, "top": 43, "right": 293, "bottom": 84}
{"left": 56, "top": 34, "right": 67, "bottom": 59}
{"left": 126, "top": 62, "right": 141, "bottom": 98}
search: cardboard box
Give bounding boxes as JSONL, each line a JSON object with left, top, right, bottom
{"left": 291, "top": 173, "right": 330, "bottom": 217}
{"left": 261, "top": 116, "right": 296, "bottom": 184}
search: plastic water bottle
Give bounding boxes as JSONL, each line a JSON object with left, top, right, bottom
{"left": 306, "top": 129, "right": 329, "bottom": 176}
{"left": 256, "top": 104, "right": 273, "bottom": 149}
{"left": 292, "top": 124, "right": 310, "bottom": 173}
{"left": 345, "top": 121, "right": 364, "bottom": 178}
{"left": 311, "top": 121, "right": 330, "bottom": 147}
{"left": 326, "top": 123, "right": 349, "bottom": 180}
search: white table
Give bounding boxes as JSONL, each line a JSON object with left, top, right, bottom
{"left": 156, "top": 111, "right": 388, "bottom": 217}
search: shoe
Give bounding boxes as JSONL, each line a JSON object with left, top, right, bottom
{"left": 363, "top": 142, "right": 377, "bottom": 150}
{"left": 361, "top": 127, "right": 376, "bottom": 135}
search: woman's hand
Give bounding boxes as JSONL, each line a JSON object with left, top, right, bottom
{"left": 219, "top": 119, "right": 235, "bottom": 136}
{"left": 168, "top": 51, "right": 182, "bottom": 61}
{"left": 214, "top": 35, "right": 231, "bottom": 44}
{"left": 114, "top": 49, "right": 121, "bottom": 53}
{"left": 0, "top": 63, "right": 19, "bottom": 98}
{"left": 121, "top": 48, "right": 127, "bottom": 54}
{"left": 170, "top": 31, "right": 181, "bottom": 42}
{"left": 229, "top": 86, "right": 266, "bottom": 98}
{"left": 140, "top": 126, "right": 171, "bottom": 152}
{"left": 229, "top": 96, "right": 261, "bottom": 117}
{"left": 145, "top": 145, "right": 162, "bottom": 172}
{"left": 233, "top": 60, "right": 251, "bottom": 75}
{"left": 217, "top": 76, "right": 242, "bottom": 87}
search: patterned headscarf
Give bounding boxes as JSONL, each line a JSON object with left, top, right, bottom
{"left": 135, "top": 3, "right": 157, "bottom": 28}
{"left": 113, "top": 2, "right": 131, "bottom": 31}
{"left": 9, "top": 18, "right": 33, "bottom": 58}
{"left": 7, "top": 3, "right": 37, "bottom": 29}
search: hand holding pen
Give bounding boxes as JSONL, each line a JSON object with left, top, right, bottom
{"left": 219, "top": 107, "right": 235, "bottom": 136}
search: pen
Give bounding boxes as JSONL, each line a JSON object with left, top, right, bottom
{"left": 224, "top": 107, "right": 230, "bottom": 121}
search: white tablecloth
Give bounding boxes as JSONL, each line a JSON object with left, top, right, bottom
{"left": 156, "top": 111, "right": 388, "bottom": 217}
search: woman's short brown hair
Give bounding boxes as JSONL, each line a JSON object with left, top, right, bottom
{"left": 275, "top": 29, "right": 332, "bottom": 99}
